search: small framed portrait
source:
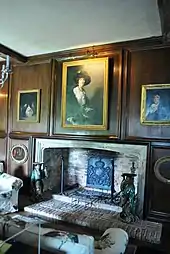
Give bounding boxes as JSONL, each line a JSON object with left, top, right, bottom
{"left": 11, "top": 144, "right": 28, "bottom": 164}
{"left": 140, "top": 84, "right": 170, "bottom": 125}
{"left": 17, "top": 89, "right": 40, "bottom": 122}
{"left": 61, "top": 57, "right": 109, "bottom": 130}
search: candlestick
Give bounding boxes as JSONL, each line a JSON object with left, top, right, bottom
{"left": 6, "top": 55, "right": 10, "bottom": 70}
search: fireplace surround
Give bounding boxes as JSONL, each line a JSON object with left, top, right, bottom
{"left": 34, "top": 138, "right": 148, "bottom": 217}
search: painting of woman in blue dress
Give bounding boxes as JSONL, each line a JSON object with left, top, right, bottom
{"left": 141, "top": 84, "right": 170, "bottom": 124}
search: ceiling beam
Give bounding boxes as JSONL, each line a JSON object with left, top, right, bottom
{"left": 0, "top": 43, "right": 28, "bottom": 63}
{"left": 157, "top": 0, "right": 170, "bottom": 41}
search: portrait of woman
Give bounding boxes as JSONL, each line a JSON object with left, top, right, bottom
{"left": 67, "top": 70, "right": 95, "bottom": 125}
{"left": 61, "top": 58, "right": 108, "bottom": 129}
{"left": 17, "top": 89, "right": 40, "bottom": 122}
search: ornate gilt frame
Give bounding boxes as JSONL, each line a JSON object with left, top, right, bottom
{"left": 61, "top": 57, "right": 109, "bottom": 130}
{"left": 17, "top": 89, "right": 40, "bottom": 123}
{"left": 140, "top": 84, "right": 170, "bottom": 125}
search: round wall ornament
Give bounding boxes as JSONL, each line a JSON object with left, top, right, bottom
{"left": 11, "top": 144, "right": 28, "bottom": 164}
{"left": 154, "top": 156, "right": 170, "bottom": 184}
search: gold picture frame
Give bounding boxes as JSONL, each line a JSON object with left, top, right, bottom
{"left": 140, "top": 84, "right": 170, "bottom": 125}
{"left": 11, "top": 144, "right": 28, "bottom": 164}
{"left": 17, "top": 89, "right": 40, "bottom": 122}
{"left": 61, "top": 57, "right": 109, "bottom": 130}
{"left": 154, "top": 156, "right": 170, "bottom": 184}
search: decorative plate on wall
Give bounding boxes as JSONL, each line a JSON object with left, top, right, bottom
{"left": 154, "top": 156, "right": 170, "bottom": 184}
{"left": 11, "top": 144, "right": 28, "bottom": 164}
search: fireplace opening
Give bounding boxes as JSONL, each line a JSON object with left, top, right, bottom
{"left": 34, "top": 138, "right": 147, "bottom": 217}
{"left": 44, "top": 148, "right": 118, "bottom": 188}
{"left": 42, "top": 147, "right": 138, "bottom": 212}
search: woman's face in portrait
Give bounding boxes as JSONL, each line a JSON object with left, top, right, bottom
{"left": 78, "top": 77, "right": 85, "bottom": 88}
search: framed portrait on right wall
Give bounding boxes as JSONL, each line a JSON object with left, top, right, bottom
{"left": 140, "top": 84, "right": 170, "bottom": 125}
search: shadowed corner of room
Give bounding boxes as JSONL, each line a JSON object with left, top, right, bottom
{"left": 14, "top": 165, "right": 32, "bottom": 209}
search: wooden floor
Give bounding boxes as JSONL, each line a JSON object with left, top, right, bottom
{"left": 159, "top": 223, "right": 170, "bottom": 254}
{"left": 130, "top": 223, "right": 170, "bottom": 254}
{"left": 136, "top": 247, "right": 165, "bottom": 254}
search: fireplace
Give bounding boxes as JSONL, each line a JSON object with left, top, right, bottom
{"left": 34, "top": 138, "right": 148, "bottom": 217}
{"left": 25, "top": 138, "right": 163, "bottom": 244}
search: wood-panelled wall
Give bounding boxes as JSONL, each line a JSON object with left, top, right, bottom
{"left": 1, "top": 36, "right": 170, "bottom": 222}
{"left": 124, "top": 47, "right": 170, "bottom": 140}
{"left": 10, "top": 62, "right": 52, "bottom": 136}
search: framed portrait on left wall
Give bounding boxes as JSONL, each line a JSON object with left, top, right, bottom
{"left": 61, "top": 57, "right": 109, "bottom": 130}
{"left": 17, "top": 89, "right": 40, "bottom": 122}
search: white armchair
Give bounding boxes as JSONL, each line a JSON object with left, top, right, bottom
{"left": 0, "top": 173, "right": 23, "bottom": 214}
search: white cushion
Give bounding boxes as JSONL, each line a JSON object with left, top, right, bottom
{"left": 94, "top": 228, "right": 128, "bottom": 254}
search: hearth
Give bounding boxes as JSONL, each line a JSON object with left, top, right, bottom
{"left": 24, "top": 198, "right": 162, "bottom": 244}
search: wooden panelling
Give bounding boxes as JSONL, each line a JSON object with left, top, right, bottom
{"left": 148, "top": 143, "right": 170, "bottom": 221}
{"left": 124, "top": 46, "right": 170, "bottom": 140}
{"left": 0, "top": 43, "right": 27, "bottom": 63}
{"left": 28, "top": 36, "right": 163, "bottom": 64}
{"left": 8, "top": 138, "right": 29, "bottom": 176}
{"left": 0, "top": 138, "right": 7, "bottom": 163}
{"left": 158, "top": 0, "right": 170, "bottom": 41}
{"left": 52, "top": 50, "right": 122, "bottom": 138}
{"left": 9, "top": 62, "right": 52, "bottom": 136}
{"left": 0, "top": 62, "right": 9, "bottom": 135}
